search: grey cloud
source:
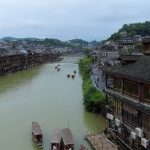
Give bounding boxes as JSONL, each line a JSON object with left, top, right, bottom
{"left": 0, "top": 0, "right": 149, "bottom": 41}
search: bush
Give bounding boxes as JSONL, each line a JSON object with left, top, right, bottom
{"left": 79, "top": 57, "right": 107, "bottom": 113}
{"left": 79, "top": 56, "right": 91, "bottom": 80}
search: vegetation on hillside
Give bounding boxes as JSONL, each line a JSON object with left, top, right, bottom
{"left": 79, "top": 57, "right": 107, "bottom": 113}
{"left": 69, "top": 39, "right": 89, "bottom": 47}
{"left": 1, "top": 37, "right": 100, "bottom": 50}
{"left": 108, "top": 21, "right": 150, "bottom": 41}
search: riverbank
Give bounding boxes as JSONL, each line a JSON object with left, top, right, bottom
{"left": 85, "top": 133, "right": 118, "bottom": 150}
{"left": 79, "top": 56, "right": 107, "bottom": 113}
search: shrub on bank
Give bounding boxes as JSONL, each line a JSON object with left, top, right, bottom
{"left": 79, "top": 56, "right": 91, "bottom": 80}
{"left": 79, "top": 57, "right": 107, "bottom": 113}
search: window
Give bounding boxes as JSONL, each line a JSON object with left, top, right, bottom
{"left": 123, "top": 80, "right": 139, "bottom": 98}
{"left": 122, "top": 105, "right": 138, "bottom": 127}
{"left": 113, "top": 99, "right": 122, "bottom": 116}
{"left": 144, "top": 85, "right": 150, "bottom": 103}
{"left": 113, "top": 77, "right": 122, "bottom": 91}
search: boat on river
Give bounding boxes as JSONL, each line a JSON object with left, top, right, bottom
{"left": 57, "top": 68, "right": 61, "bottom": 71}
{"left": 79, "top": 145, "right": 88, "bottom": 150}
{"left": 73, "top": 70, "right": 76, "bottom": 74}
{"left": 71, "top": 74, "right": 75, "bottom": 79}
{"left": 61, "top": 128, "right": 74, "bottom": 150}
{"left": 51, "top": 128, "right": 61, "bottom": 150}
{"left": 67, "top": 73, "right": 70, "bottom": 78}
{"left": 55, "top": 64, "right": 60, "bottom": 70}
{"left": 32, "top": 122, "right": 43, "bottom": 149}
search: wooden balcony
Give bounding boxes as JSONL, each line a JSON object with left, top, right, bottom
{"left": 105, "top": 88, "right": 150, "bottom": 115}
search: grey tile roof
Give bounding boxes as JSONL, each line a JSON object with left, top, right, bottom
{"left": 104, "top": 55, "right": 150, "bottom": 82}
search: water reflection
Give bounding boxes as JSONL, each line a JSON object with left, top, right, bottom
{"left": 0, "top": 66, "right": 42, "bottom": 94}
{"left": 83, "top": 111, "right": 107, "bottom": 133}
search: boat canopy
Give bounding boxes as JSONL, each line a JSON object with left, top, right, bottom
{"left": 32, "top": 122, "right": 42, "bottom": 136}
{"left": 61, "top": 128, "right": 74, "bottom": 145}
{"left": 51, "top": 128, "right": 61, "bottom": 143}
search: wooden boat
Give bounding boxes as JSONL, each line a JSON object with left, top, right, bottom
{"left": 32, "top": 122, "right": 43, "bottom": 148}
{"left": 79, "top": 145, "right": 88, "bottom": 150}
{"left": 61, "top": 128, "right": 74, "bottom": 150}
{"left": 67, "top": 74, "right": 70, "bottom": 78}
{"left": 51, "top": 128, "right": 61, "bottom": 150}
{"left": 57, "top": 68, "right": 60, "bottom": 71}
{"left": 71, "top": 74, "right": 75, "bottom": 79}
{"left": 73, "top": 70, "right": 76, "bottom": 74}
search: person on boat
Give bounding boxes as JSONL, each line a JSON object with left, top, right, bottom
{"left": 52, "top": 145, "right": 56, "bottom": 150}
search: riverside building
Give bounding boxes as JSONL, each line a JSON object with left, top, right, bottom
{"left": 104, "top": 37, "right": 150, "bottom": 150}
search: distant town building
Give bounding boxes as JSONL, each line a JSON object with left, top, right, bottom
{"left": 133, "top": 35, "right": 142, "bottom": 43}
{"left": 91, "top": 43, "right": 119, "bottom": 66}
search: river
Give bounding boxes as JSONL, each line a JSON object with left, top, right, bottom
{"left": 0, "top": 56, "right": 106, "bottom": 150}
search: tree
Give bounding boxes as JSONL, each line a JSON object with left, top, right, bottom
{"left": 108, "top": 21, "right": 150, "bottom": 41}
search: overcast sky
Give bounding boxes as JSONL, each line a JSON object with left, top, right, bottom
{"left": 0, "top": 0, "right": 150, "bottom": 41}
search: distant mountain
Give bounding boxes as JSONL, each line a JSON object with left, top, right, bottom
{"left": 69, "top": 39, "right": 100, "bottom": 48}
{"left": 69, "top": 39, "right": 88, "bottom": 44}
{"left": 1, "top": 37, "right": 40, "bottom": 41}
{"left": 0, "top": 37, "right": 100, "bottom": 50}
{"left": 1, "top": 37, "right": 18, "bottom": 40}
{"left": 108, "top": 21, "right": 150, "bottom": 41}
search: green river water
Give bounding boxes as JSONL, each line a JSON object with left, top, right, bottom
{"left": 0, "top": 56, "right": 106, "bottom": 150}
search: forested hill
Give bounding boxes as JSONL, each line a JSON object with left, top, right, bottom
{"left": 108, "top": 21, "right": 150, "bottom": 41}
{"left": 1, "top": 37, "right": 100, "bottom": 50}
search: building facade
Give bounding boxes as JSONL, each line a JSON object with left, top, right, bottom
{"left": 104, "top": 37, "right": 150, "bottom": 150}
{"left": 0, "top": 52, "right": 60, "bottom": 75}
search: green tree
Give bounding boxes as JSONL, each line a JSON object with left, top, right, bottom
{"left": 108, "top": 21, "right": 150, "bottom": 41}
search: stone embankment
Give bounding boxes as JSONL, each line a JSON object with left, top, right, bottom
{"left": 86, "top": 133, "right": 118, "bottom": 150}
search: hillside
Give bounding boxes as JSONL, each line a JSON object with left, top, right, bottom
{"left": 1, "top": 37, "right": 99, "bottom": 50}
{"left": 108, "top": 21, "right": 150, "bottom": 41}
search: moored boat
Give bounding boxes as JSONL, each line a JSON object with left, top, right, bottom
{"left": 61, "top": 128, "right": 74, "bottom": 150}
{"left": 51, "top": 128, "right": 61, "bottom": 150}
{"left": 32, "top": 122, "right": 43, "bottom": 148}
